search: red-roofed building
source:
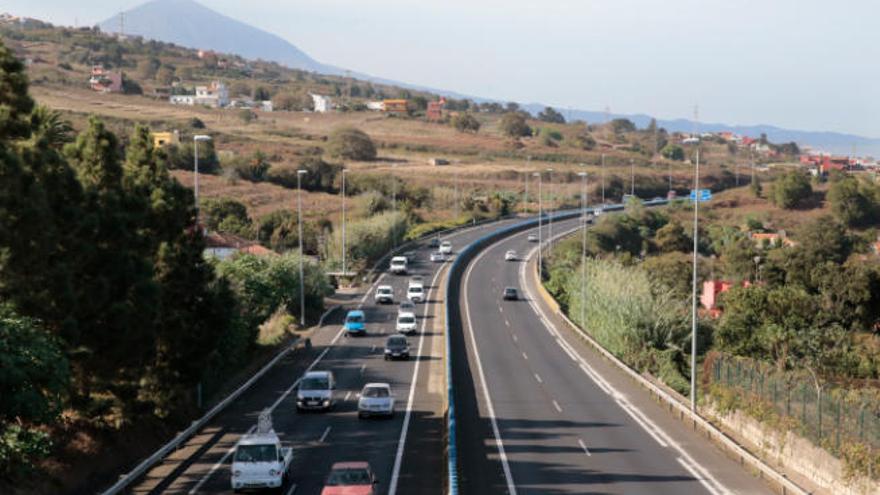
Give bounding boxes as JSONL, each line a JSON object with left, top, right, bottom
{"left": 204, "top": 232, "right": 277, "bottom": 260}
{"left": 426, "top": 98, "right": 446, "bottom": 121}
{"left": 701, "top": 280, "right": 753, "bottom": 318}
{"left": 89, "top": 65, "right": 123, "bottom": 93}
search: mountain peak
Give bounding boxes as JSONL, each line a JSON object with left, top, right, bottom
{"left": 99, "top": 0, "right": 331, "bottom": 73}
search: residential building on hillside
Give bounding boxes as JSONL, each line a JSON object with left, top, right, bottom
{"left": 701, "top": 280, "right": 753, "bottom": 318}
{"left": 383, "top": 99, "right": 408, "bottom": 114}
{"left": 366, "top": 101, "right": 385, "bottom": 111}
{"left": 151, "top": 130, "right": 180, "bottom": 147}
{"left": 427, "top": 99, "right": 446, "bottom": 121}
{"left": 310, "top": 94, "right": 333, "bottom": 113}
{"left": 89, "top": 65, "right": 123, "bottom": 93}
{"left": 749, "top": 231, "right": 796, "bottom": 248}
{"left": 168, "top": 81, "right": 229, "bottom": 108}
{"left": 203, "top": 232, "right": 277, "bottom": 260}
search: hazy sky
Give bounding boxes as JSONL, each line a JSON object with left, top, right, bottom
{"left": 6, "top": 0, "right": 879, "bottom": 137}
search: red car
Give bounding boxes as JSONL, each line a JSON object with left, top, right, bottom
{"left": 320, "top": 462, "right": 377, "bottom": 495}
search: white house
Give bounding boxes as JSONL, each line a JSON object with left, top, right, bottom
{"left": 366, "top": 101, "right": 385, "bottom": 111}
{"left": 195, "top": 81, "right": 229, "bottom": 108}
{"left": 310, "top": 94, "right": 333, "bottom": 113}
{"left": 169, "top": 95, "right": 195, "bottom": 105}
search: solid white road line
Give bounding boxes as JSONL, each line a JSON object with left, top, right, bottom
{"left": 462, "top": 245, "right": 518, "bottom": 495}
{"left": 284, "top": 483, "right": 298, "bottom": 495}
{"left": 577, "top": 439, "right": 592, "bottom": 456}
{"left": 187, "top": 425, "right": 256, "bottom": 495}
{"left": 552, "top": 400, "right": 562, "bottom": 413}
{"left": 677, "top": 457, "right": 725, "bottom": 495}
{"left": 519, "top": 239, "right": 731, "bottom": 495}
{"left": 388, "top": 260, "right": 447, "bottom": 495}
{"left": 319, "top": 426, "right": 331, "bottom": 443}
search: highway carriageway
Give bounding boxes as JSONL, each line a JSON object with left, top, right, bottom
{"left": 449, "top": 214, "right": 777, "bottom": 494}
{"left": 125, "top": 216, "right": 525, "bottom": 495}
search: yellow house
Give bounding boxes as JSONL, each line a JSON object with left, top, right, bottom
{"left": 152, "top": 130, "right": 180, "bottom": 148}
{"left": 383, "top": 99, "right": 408, "bottom": 114}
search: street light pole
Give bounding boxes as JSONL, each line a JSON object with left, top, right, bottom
{"left": 297, "top": 169, "right": 308, "bottom": 328}
{"left": 546, "top": 168, "right": 554, "bottom": 254}
{"left": 341, "top": 169, "right": 348, "bottom": 278}
{"left": 534, "top": 172, "right": 543, "bottom": 273}
{"left": 690, "top": 144, "right": 701, "bottom": 412}
{"left": 193, "top": 135, "right": 211, "bottom": 225}
{"left": 454, "top": 170, "right": 459, "bottom": 220}
{"left": 578, "top": 171, "right": 588, "bottom": 326}
{"left": 630, "top": 158, "right": 635, "bottom": 197}
{"left": 391, "top": 163, "right": 398, "bottom": 247}
{"left": 601, "top": 153, "right": 606, "bottom": 204}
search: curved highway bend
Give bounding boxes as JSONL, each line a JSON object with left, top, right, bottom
{"left": 451, "top": 216, "right": 775, "bottom": 495}
{"left": 127, "top": 217, "right": 524, "bottom": 495}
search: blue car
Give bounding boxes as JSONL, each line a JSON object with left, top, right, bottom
{"left": 344, "top": 310, "right": 366, "bottom": 335}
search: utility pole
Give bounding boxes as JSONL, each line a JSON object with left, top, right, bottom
{"left": 392, "top": 163, "right": 398, "bottom": 247}
{"left": 297, "top": 169, "right": 308, "bottom": 328}
{"left": 601, "top": 154, "right": 606, "bottom": 204}
{"left": 454, "top": 170, "right": 460, "bottom": 220}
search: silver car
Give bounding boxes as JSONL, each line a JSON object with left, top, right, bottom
{"left": 358, "top": 383, "right": 395, "bottom": 419}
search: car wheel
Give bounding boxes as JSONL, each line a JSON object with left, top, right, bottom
{"left": 384, "top": 355, "right": 389, "bottom": 361}
{"left": 358, "top": 412, "right": 365, "bottom": 419}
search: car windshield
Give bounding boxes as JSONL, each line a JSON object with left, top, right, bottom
{"left": 301, "top": 376, "right": 329, "bottom": 390}
{"left": 234, "top": 444, "right": 277, "bottom": 463}
{"left": 506, "top": 288, "right": 516, "bottom": 294}
{"left": 399, "top": 316, "right": 415, "bottom": 324}
{"left": 379, "top": 288, "right": 392, "bottom": 294}
{"left": 346, "top": 314, "right": 363, "bottom": 323}
{"left": 363, "top": 387, "right": 390, "bottom": 398}
{"left": 326, "top": 468, "right": 372, "bottom": 486}
{"left": 387, "top": 337, "right": 406, "bottom": 347}
{"left": 409, "top": 287, "right": 422, "bottom": 293}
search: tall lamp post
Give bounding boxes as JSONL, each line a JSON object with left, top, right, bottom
{"left": 601, "top": 153, "right": 606, "bottom": 204}
{"left": 690, "top": 142, "right": 701, "bottom": 412}
{"left": 578, "top": 171, "right": 588, "bottom": 326}
{"left": 193, "top": 134, "right": 211, "bottom": 225}
{"left": 534, "top": 172, "right": 543, "bottom": 273}
{"left": 392, "top": 163, "right": 398, "bottom": 247}
{"left": 341, "top": 169, "right": 348, "bottom": 278}
{"left": 297, "top": 169, "right": 308, "bottom": 328}
{"left": 630, "top": 158, "right": 635, "bottom": 197}
{"left": 546, "top": 168, "right": 554, "bottom": 254}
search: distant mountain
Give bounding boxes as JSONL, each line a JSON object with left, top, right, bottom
{"left": 100, "top": 0, "right": 879, "bottom": 158}
{"left": 522, "top": 105, "right": 880, "bottom": 158}
{"left": 98, "top": 0, "right": 341, "bottom": 74}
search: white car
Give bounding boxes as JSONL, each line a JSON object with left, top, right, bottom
{"left": 358, "top": 383, "right": 395, "bottom": 419}
{"left": 409, "top": 275, "right": 425, "bottom": 287}
{"left": 231, "top": 411, "right": 292, "bottom": 491}
{"left": 296, "top": 371, "right": 335, "bottom": 412}
{"left": 439, "top": 241, "right": 453, "bottom": 254}
{"left": 430, "top": 251, "right": 446, "bottom": 262}
{"left": 396, "top": 311, "right": 418, "bottom": 334}
{"left": 398, "top": 300, "right": 416, "bottom": 315}
{"left": 504, "top": 250, "right": 517, "bottom": 261}
{"left": 389, "top": 256, "right": 408, "bottom": 275}
{"left": 407, "top": 284, "right": 425, "bottom": 303}
{"left": 374, "top": 285, "right": 394, "bottom": 304}
{"left": 527, "top": 233, "right": 538, "bottom": 242}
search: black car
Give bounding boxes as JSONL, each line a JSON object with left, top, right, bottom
{"left": 384, "top": 335, "right": 410, "bottom": 360}
{"left": 502, "top": 287, "right": 518, "bottom": 300}
{"left": 428, "top": 237, "right": 440, "bottom": 249}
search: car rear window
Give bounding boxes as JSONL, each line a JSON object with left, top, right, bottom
{"left": 346, "top": 314, "right": 363, "bottom": 323}
{"left": 399, "top": 316, "right": 415, "bottom": 324}
{"left": 363, "top": 387, "right": 390, "bottom": 398}
{"left": 326, "top": 468, "right": 371, "bottom": 486}
{"left": 234, "top": 444, "right": 277, "bottom": 463}
{"left": 301, "top": 377, "right": 329, "bottom": 390}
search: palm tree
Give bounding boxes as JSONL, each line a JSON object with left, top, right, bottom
{"left": 29, "top": 105, "right": 73, "bottom": 149}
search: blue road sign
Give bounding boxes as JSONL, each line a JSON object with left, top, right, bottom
{"left": 689, "top": 189, "right": 712, "bottom": 202}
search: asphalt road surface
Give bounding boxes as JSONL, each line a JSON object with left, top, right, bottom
{"left": 451, "top": 215, "right": 776, "bottom": 495}
{"left": 129, "top": 217, "right": 523, "bottom": 495}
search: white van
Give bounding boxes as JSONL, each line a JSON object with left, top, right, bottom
{"left": 390, "top": 256, "right": 408, "bottom": 274}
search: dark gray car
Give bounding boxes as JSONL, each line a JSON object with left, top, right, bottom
{"left": 384, "top": 335, "right": 410, "bottom": 360}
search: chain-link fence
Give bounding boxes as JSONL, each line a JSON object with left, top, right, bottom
{"left": 709, "top": 354, "right": 880, "bottom": 454}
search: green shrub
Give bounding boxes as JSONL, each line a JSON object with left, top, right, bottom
{"left": 327, "top": 127, "right": 376, "bottom": 161}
